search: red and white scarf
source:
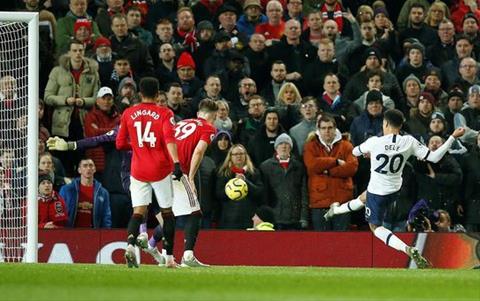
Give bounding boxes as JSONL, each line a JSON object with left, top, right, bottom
{"left": 321, "top": 2, "right": 344, "bottom": 33}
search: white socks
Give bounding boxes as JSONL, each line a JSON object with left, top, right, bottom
{"left": 334, "top": 198, "right": 364, "bottom": 214}
{"left": 374, "top": 226, "right": 408, "bottom": 254}
{"left": 183, "top": 250, "right": 193, "bottom": 260}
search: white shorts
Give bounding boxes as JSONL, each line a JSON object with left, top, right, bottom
{"left": 172, "top": 175, "right": 201, "bottom": 216}
{"left": 130, "top": 175, "right": 173, "bottom": 209}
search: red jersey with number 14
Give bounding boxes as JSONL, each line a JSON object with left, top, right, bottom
{"left": 116, "top": 102, "right": 176, "bottom": 182}
{"left": 175, "top": 118, "right": 216, "bottom": 174}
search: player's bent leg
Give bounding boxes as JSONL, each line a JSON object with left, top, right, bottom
{"left": 324, "top": 191, "right": 367, "bottom": 221}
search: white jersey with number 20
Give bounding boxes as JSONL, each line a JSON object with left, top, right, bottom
{"left": 353, "top": 134, "right": 430, "bottom": 196}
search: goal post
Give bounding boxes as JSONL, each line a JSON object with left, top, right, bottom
{"left": 0, "top": 12, "right": 38, "bottom": 263}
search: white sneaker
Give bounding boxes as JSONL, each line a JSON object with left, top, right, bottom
{"left": 136, "top": 232, "right": 149, "bottom": 249}
{"left": 180, "top": 255, "right": 210, "bottom": 267}
{"left": 165, "top": 255, "right": 179, "bottom": 269}
{"left": 124, "top": 244, "right": 138, "bottom": 268}
{"left": 324, "top": 202, "right": 339, "bottom": 221}
{"left": 143, "top": 246, "right": 166, "bottom": 266}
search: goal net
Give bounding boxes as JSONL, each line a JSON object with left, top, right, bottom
{"left": 0, "top": 12, "right": 38, "bottom": 263}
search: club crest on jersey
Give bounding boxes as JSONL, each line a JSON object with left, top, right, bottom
{"left": 55, "top": 202, "right": 64, "bottom": 214}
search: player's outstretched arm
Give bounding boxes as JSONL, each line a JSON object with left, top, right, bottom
{"left": 46, "top": 137, "right": 76, "bottom": 151}
{"left": 427, "top": 127, "right": 465, "bottom": 163}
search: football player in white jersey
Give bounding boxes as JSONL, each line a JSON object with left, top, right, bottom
{"left": 326, "top": 109, "right": 465, "bottom": 268}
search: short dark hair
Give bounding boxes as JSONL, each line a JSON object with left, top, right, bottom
{"left": 410, "top": 3, "right": 425, "bottom": 12}
{"left": 69, "top": 39, "right": 84, "bottom": 50}
{"left": 139, "top": 77, "right": 159, "bottom": 99}
{"left": 198, "top": 99, "right": 219, "bottom": 113}
{"left": 383, "top": 109, "right": 405, "bottom": 129}
{"left": 166, "top": 82, "right": 182, "bottom": 91}
{"left": 317, "top": 114, "right": 337, "bottom": 128}
{"left": 366, "top": 70, "right": 384, "bottom": 83}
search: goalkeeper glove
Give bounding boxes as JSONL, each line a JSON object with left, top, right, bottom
{"left": 172, "top": 162, "right": 183, "bottom": 181}
{"left": 46, "top": 137, "right": 76, "bottom": 151}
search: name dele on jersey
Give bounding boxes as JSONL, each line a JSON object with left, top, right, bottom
{"left": 129, "top": 109, "right": 160, "bottom": 120}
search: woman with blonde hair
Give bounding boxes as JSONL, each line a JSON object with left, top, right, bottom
{"left": 214, "top": 144, "right": 263, "bottom": 229}
{"left": 276, "top": 82, "right": 302, "bottom": 130}
{"left": 356, "top": 5, "right": 374, "bottom": 23}
{"left": 425, "top": 1, "right": 450, "bottom": 29}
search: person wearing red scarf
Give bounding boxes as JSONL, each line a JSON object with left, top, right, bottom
{"left": 320, "top": 0, "right": 344, "bottom": 33}
{"left": 259, "top": 133, "right": 309, "bottom": 229}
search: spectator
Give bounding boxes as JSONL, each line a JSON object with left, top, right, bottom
{"left": 398, "top": 3, "right": 437, "bottom": 49}
{"left": 237, "top": 0, "right": 267, "bottom": 38}
{"left": 207, "top": 130, "right": 233, "bottom": 166}
{"left": 214, "top": 144, "right": 264, "bottom": 229}
{"left": 95, "top": 0, "right": 125, "bottom": 37}
{"left": 193, "top": 20, "right": 216, "bottom": 80}
{"left": 454, "top": 57, "right": 480, "bottom": 95}
{"left": 60, "top": 158, "right": 112, "bottom": 228}
{"left": 248, "top": 108, "right": 286, "bottom": 166}
{"left": 231, "top": 77, "right": 258, "bottom": 121}
{"left": 234, "top": 94, "right": 266, "bottom": 147}
{"left": 352, "top": 71, "right": 395, "bottom": 119}
{"left": 166, "top": 82, "right": 192, "bottom": 121}
{"left": 267, "top": 19, "right": 316, "bottom": 90}
{"left": 109, "top": 55, "right": 133, "bottom": 94}
{"left": 441, "top": 36, "right": 475, "bottom": 90}
{"left": 395, "top": 42, "right": 428, "bottom": 86}
{"left": 462, "top": 13, "right": 480, "bottom": 55}
{"left": 191, "top": 0, "right": 223, "bottom": 24}
{"left": 406, "top": 92, "right": 436, "bottom": 140}
{"left": 191, "top": 75, "right": 224, "bottom": 114}
{"left": 92, "top": 37, "right": 114, "bottom": 87}
{"left": 217, "top": 5, "right": 248, "bottom": 51}
{"left": 214, "top": 100, "right": 233, "bottom": 132}
{"left": 434, "top": 209, "right": 466, "bottom": 233}
{"left": 83, "top": 87, "right": 120, "bottom": 182}
{"left": 38, "top": 99, "right": 50, "bottom": 145}
{"left": 38, "top": 152, "right": 68, "bottom": 193}
{"left": 276, "top": 82, "right": 302, "bottom": 131}
{"left": 318, "top": 73, "right": 352, "bottom": 132}
{"left": 302, "top": 10, "right": 323, "bottom": 47}
{"left": 304, "top": 38, "right": 343, "bottom": 97}
{"left": 454, "top": 84, "right": 480, "bottom": 145}
{"left": 255, "top": 0, "right": 285, "bottom": 45}
{"left": 55, "top": 0, "right": 101, "bottom": 58}
{"left": 38, "top": 173, "right": 68, "bottom": 229}
{"left": 423, "top": 67, "right": 448, "bottom": 110}
{"left": 115, "top": 77, "right": 139, "bottom": 113}
{"left": 110, "top": 14, "right": 154, "bottom": 79}
{"left": 173, "top": 7, "right": 198, "bottom": 53}
{"left": 427, "top": 19, "right": 455, "bottom": 68}
{"left": 413, "top": 135, "right": 463, "bottom": 219}
{"left": 289, "top": 96, "right": 318, "bottom": 156}
{"left": 261, "top": 61, "right": 287, "bottom": 106}
{"left": 126, "top": 5, "right": 153, "bottom": 46}
{"left": 175, "top": 51, "right": 203, "bottom": 101}
{"left": 203, "top": 31, "right": 233, "bottom": 78}
{"left": 67, "top": 19, "right": 95, "bottom": 58}
{"left": 217, "top": 50, "right": 251, "bottom": 103}
{"left": 248, "top": 205, "right": 276, "bottom": 231}
{"left": 44, "top": 40, "right": 99, "bottom": 176}
{"left": 303, "top": 115, "right": 358, "bottom": 230}
{"left": 424, "top": 1, "right": 450, "bottom": 30}
{"left": 459, "top": 133, "right": 480, "bottom": 232}
{"left": 150, "top": 19, "right": 175, "bottom": 63}
{"left": 244, "top": 33, "right": 269, "bottom": 90}
{"left": 154, "top": 42, "right": 177, "bottom": 90}
{"left": 260, "top": 133, "right": 308, "bottom": 230}
{"left": 402, "top": 74, "right": 422, "bottom": 116}
{"left": 443, "top": 88, "right": 465, "bottom": 133}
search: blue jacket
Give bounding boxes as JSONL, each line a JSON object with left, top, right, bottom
{"left": 60, "top": 178, "right": 112, "bottom": 228}
{"left": 236, "top": 14, "right": 267, "bottom": 38}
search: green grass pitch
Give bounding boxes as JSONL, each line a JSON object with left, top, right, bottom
{"left": 0, "top": 264, "right": 478, "bottom": 301}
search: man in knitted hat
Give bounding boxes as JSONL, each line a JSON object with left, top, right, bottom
{"left": 423, "top": 67, "right": 448, "bottom": 107}
{"left": 237, "top": 0, "right": 267, "bottom": 38}
{"left": 454, "top": 84, "right": 480, "bottom": 144}
{"left": 406, "top": 91, "right": 435, "bottom": 138}
{"left": 176, "top": 51, "right": 202, "bottom": 100}
{"left": 443, "top": 88, "right": 465, "bottom": 132}
{"left": 259, "top": 133, "right": 308, "bottom": 229}
{"left": 249, "top": 205, "right": 276, "bottom": 231}
{"left": 395, "top": 42, "right": 428, "bottom": 85}
{"left": 38, "top": 173, "right": 68, "bottom": 229}
{"left": 93, "top": 36, "right": 113, "bottom": 86}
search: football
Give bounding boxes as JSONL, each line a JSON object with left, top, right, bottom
{"left": 225, "top": 178, "right": 248, "bottom": 201}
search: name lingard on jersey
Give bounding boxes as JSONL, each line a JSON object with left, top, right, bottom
{"left": 130, "top": 109, "right": 160, "bottom": 120}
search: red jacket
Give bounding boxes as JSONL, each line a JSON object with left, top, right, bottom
{"left": 303, "top": 132, "right": 358, "bottom": 208}
{"left": 38, "top": 191, "right": 68, "bottom": 228}
{"left": 84, "top": 106, "right": 120, "bottom": 172}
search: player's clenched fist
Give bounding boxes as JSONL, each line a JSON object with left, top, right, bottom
{"left": 451, "top": 127, "right": 465, "bottom": 138}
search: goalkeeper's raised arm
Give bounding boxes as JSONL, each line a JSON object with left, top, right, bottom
{"left": 47, "top": 126, "right": 119, "bottom": 151}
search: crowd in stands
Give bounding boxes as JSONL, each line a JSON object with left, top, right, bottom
{"left": 0, "top": 0, "right": 479, "bottom": 233}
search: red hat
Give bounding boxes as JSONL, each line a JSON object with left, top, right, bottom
{"left": 73, "top": 18, "right": 92, "bottom": 33}
{"left": 176, "top": 52, "right": 196, "bottom": 70}
{"left": 419, "top": 91, "right": 435, "bottom": 106}
{"left": 94, "top": 36, "right": 111, "bottom": 49}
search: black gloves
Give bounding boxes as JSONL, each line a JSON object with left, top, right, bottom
{"left": 172, "top": 162, "right": 183, "bottom": 181}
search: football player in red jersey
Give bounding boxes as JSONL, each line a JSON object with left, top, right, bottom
{"left": 138, "top": 99, "right": 218, "bottom": 267}
{"left": 116, "top": 77, "right": 182, "bottom": 268}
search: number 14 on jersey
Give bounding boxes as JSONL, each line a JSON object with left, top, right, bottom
{"left": 134, "top": 121, "right": 157, "bottom": 147}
